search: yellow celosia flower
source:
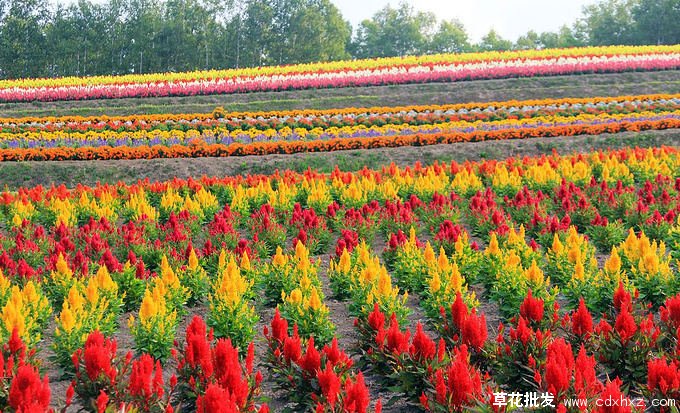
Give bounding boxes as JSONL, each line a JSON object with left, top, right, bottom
{"left": 2, "top": 288, "right": 25, "bottom": 337}
{"left": 486, "top": 233, "right": 500, "bottom": 255}
{"left": 295, "top": 242, "right": 311, "bottom": 272}
{"left": 218, "top": 249, "right": 228, "bottom": 270}
{"left": 66, "top": 285, "right": 85, "bottom": 313}
{"left": 437, "top": 248, "right": 450, "bottom": 272}
{"left": 139, "top": 289, "right": 162, "bottom": 324}
{"left": 159, "top": 256, "right": 180, "bottom": 288}
{"left": 240, "top": 251, "right": 251, "bottom": 271}
{"left": 187, "top": 248, "right": 199, "bottom": 271}
{"left": 308, "top": 288, "right": 322, "bottom": 310}
{"left": 272, "top": 246, "right": 287, "bottom": 267}
{"left": 605, "top": 247, "right": 622, "bottom": 274}
{"left": 337, "top": 249, "right": 351, "bottom": 273}
{"left": 574, "top": 260, "right": 585, "bottom": 281}
{"left": 506, "top": 251, "right": 522, "bottom": 269}
{"left": 525, "top": 260, "right": 545, "bottom": 284}
{"left": 447, "top": 263, "right": 463, "bottom": 293}
{"left": 551, "top": 234, "right": 564, "bottom": 255}
{"left": 286, "top": 288, "right": 303, "bottom": 305}
{"left": 59, "top": 307, "right": 76, "bottom": 333}
{"left": 430, "top": 272, "right": 441, "bottom": 293}
{"left": 214, "top": 257, "right": 250, "bottom": 306}
{"left": 84, "top": 282, "right": 99, "bottom": 305}
{"left": 55, "top": 253, "right": 73, "bottom": 278}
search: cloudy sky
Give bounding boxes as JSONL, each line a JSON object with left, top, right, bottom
{"left": 334, "top": 0, "right": 596, "bottom": 42}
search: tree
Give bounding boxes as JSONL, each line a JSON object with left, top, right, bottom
{"left": 353, "top": 2, "right": 436, "bottom": 58}
{"left": 632, "top": 0, "right": 680, "bottom": 45}
{"left": 580, "top": 0, "right": 638, "bottom": 45}
{"left": 515, "top": 30, "right": 541, "bottom": 50}
{"left": 274, "top": 0, "right": 350, "bottom": 64}
{"left": 238, "top": 0, "right": 274, "bottom": 67}
{"left": 429, "top": 19, "right": 470, "bottom": 54}
{"left": 477, "top": 29, "right": 513, "bottom": 51}
{"left": 0, "top": 0, "right": 49, "bottom": 78}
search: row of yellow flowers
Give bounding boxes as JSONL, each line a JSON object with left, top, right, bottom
{"left": 2, "top": 110, "right": 677, "bottom": 146}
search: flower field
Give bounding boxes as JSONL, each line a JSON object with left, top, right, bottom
{"left": 0, "top": 46, "right": 679, "bottom": 102}
{"left": 2, "top": 145, "right": 680, "bottom": 411}
{"left": 0, "top": 94, "right": 679, "bottom": 161}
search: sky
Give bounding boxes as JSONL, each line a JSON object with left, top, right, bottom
{"left": 334, "top": 0, "right": 596, "bottom": 42}
{"left": 53, "top": 0, "right": 598, "bottom": 43}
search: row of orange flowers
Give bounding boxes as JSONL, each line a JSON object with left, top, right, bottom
{"left": 0, "top": 116, "right": 677, "bottom": 162}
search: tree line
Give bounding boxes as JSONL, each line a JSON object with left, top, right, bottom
{"left": 0, "top": 0, "right": 678, "bottom": 79}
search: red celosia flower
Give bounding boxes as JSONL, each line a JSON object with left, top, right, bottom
{"left": 450, "top": 292, "right": 469, "bottom": 329}
{"left": 660, "top": 294, "right": 680, "bottom": 328}
{"left": 648, "top": 357, "right": 680, "bottom": 396}
{"left": 461, "top": 310, "right": 487, "bottom": 351}
{"left": 595, "top": 319, "right": 613, "bottom": 338}
{"left": 367, "top": 303, "right": 385, "bottom": 331}
{"left": 196, "top": 383, "right": 238, "bottom": 413}
{"left": 410, "top": 323, "right": 436, "bottom": 362}
{"left": 419, "top": 392, "right": 429, "bottom": 410}
{"left": 283, "top": 335, "right": 302, "bottom": 364}
{"left": 183, "top": 316, "right": 213, "bottom": 379}
{"left": 8, "top": 364, "right": 51, "bottom": 412}
{"left": 213, "top": 339, "right": 249, "bottom": 407}
{"left": 7, "top": 328, "right": 26, "bottom": 359}
{"left": 441, "top": 345, "right": 482, "bottom": 410}
{"left": 96, "top": 390, "right": 109, "bottom": 413}
{"left": 323, "top": 337, "right": 351, "bottom": 369}
{"left": 544, "top": 338, "right": 575, "bottom": 397}
{"left": 571, "top": 298, "right": 594, "bottom": 337}
{"left": 574, "top": 345, "right": 602, "bottom": 396}
{"left": 613, "top": 281, "right": 632, "bottom": 313}
{"left": 614, "top": 307, "right": 637, "bottom": 343}
{"left": 270, "top": 308, "right": 289, "bottom": 344}
{"left": 317, "top": 364, "right": 341, "bottom": 408}
{"left": 385, "top": 314, "right": 410, "bottom": 355}
{"left": 594, "top": 379, "right": 632, "bottom": 413}
{"left": 66, "top": 382, "right": 75, "bottom": 406}
{"left": 83, "top": 331, "right": 117, "bottom": 383}
{"left": 128, "top": 354, "right": 164, "bottom": 400}
{"left": 342, "top": 372, "right": 370, "bottom": 413}
{"left": 519, "top": 289, "right": 544, "bottom": 324}
{"left": 512, "top": 317, "right": 533, "bottom": 346}
{"left": 297, "top": 337, "right": 321, "bottom": 375}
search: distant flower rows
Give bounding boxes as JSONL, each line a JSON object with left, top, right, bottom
{"left": 1, "top": 45, "right": 679, "bottom": 102}
{"left": 0, "top": 94, "right": 678, "bottom": 161}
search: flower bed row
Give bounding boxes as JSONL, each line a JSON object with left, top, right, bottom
{"left": 1, "top": 46, "right": 679, "bottom": 102}
{"left": 0, "top": 113, "right": 678, "bottom": 161}
{"left": 4, "top": 94, "right": 678, "bottom": 133}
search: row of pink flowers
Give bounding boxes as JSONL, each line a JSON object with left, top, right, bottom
{"left": 2, "top": 53, "right": 679, "bottom": 102}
